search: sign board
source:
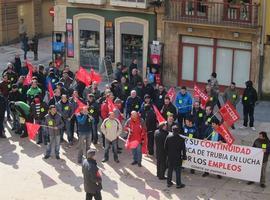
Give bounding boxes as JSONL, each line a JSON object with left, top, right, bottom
{"left": 66, "top": 20, "right": 74, "bottom": 57}
{"left": 104, "top": 56, "right": 113, "bottom": 77}
{"left": 182, "top": 137, "right": 264, "bottom": 182}
{"left": 49, "top": 7, "right": 55, "bottom": 17}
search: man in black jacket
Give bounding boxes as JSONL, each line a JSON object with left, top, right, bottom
{"left": 82, "top": 149, "right": 102, "bottom": 200}
{"left": 165, "top": 125, "right": 187, "bottom": 188}
{"left": 241, "top": 80, "right": 258, "bottom": 131}
{"left": 154, "top": 122, "right": 169, "bottom": 180}
{"left": 0, "top": 92, "right": 6, "bottom": 138}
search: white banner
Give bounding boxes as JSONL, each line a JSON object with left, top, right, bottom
{"left": 182, "top": 137, "right": 264, "bottom": 182}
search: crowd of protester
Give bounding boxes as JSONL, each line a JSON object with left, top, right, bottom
{"left": 0, "top": 55, "right": 269, "bottom": 200}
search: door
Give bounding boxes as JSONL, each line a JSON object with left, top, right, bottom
{"left": 121, "top": 34, "right": 143, "bottom": 72}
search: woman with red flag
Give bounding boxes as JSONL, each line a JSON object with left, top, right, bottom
{"left": 124, "top": 111, "right": 147, "bottom": 167}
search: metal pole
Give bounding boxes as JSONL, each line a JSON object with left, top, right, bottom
{"left": 258, "top": 0, "right": 266, "bottom": 99}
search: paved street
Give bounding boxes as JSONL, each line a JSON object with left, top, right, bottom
{"left": 0, "top": 38, "right": 270, "bottom": 200}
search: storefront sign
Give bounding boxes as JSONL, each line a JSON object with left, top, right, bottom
{"left": 182, "top": 137, "right": 264, "bottom": 182}
{"left": 66, "top": 19, "right": 74, "bottom": 57}
{"left": 149, "top": 41, "right": 162, "bottom": 65}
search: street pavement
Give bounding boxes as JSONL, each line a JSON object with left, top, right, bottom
{"left": 0, "top": 38, "right": 270, "bottom": 200}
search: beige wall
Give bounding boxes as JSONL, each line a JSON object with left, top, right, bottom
{"left": 162, "top": 22, "right": 260, "bottom": 88}
{"left": 262, "top": 45, "right": 270, "bottom": 95}
{"left": 18, "top": 1, "right": 35, "bottom": 37}
{"left": 41, "top": 0, "right": 54, "bottom": 36}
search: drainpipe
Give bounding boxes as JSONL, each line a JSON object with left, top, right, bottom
{"left": 258, "top": 0, "right": 266, "bottom": 99}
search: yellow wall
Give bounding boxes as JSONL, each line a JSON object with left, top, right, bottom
{"left": 41, "top": 0, "right": 54, "bottom": 36}
{"left": 17, "top": 1, "right": 35, "bottom": 37}
{"left": 265, "top": 0, "right": 270, "bottom": 41}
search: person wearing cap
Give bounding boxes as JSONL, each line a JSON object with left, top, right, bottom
{"left": 2, "top": 63, "right": 18, "bottom": 85}
{"left": 154, "top": 122, "right": 169, "bottom": 179}
{"left": 87, "top": 93, "right": 100, "bottom": 144}
{"left": 44, "top": 105, "right": 64, "bottom": 159}
{"left": 139, "top": 94, "right": 152, "bottom": 117}
{"left": 16, "top": 76, "right": 28, "bottom": 102}
{"left": 100, "top": 112, "right": 122, "bottom": 163}
{"left": 26, "top": 80, "right": 42, "bottom": 104}
{"left": 175, "top": 86, "right": 193, "bottom": 130}
{"left": 129, "top": 68, "right": 142, "bottom": 90}
{"left": 46, "top": 70, "right": 59, "bottom": 90}
{"left": 125, "top": 90, "right": 142, "bottom": 118}
{"left": 165, "top": 125, "right": 187, "bottom": 188}
{"left": 30, "top": 96, "right": 48, "bottom": 144}
{"left": 56, "top": 94, "right": 73, "bottom": 144}
{"left": 76, "top": 106, "right": 92, "bottom": 164}
{"left": 83, "top": 81, "right": 101, "bottom": 102}
{"left": 59, "top": 71, "right": 73, "bottom": 89}
{"left": 161, "top": 96, "right": 177, "bottom": 121}
{"left": 82, "top": 149, "right": 102, "bottom": 200}
{"left": 56, "top": 82, "right": 68, "bottom": 96}
{"left": 142, "top": 78, "right": 155, "bottom": 100}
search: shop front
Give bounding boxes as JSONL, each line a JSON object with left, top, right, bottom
{"left": 66, "top": 7, "right": 155, "bottom": 76}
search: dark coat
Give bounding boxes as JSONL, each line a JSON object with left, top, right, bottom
{"left": 253, "top": 138, "right": 270, "bottom": 163}
{"left": 30, "top": 102, "right": 48, "bottom": 120}
{"left": 154, "top": 90, "right": 167, "bottom": 111}
{"left": 161, "top": 102, "right": 177, "bottom": 120}
{"left": 165, "top": 132, "right": 187, "bottom": 165}
{"left": 154, "top": 129, "right": 168, "bottom": 160}
{"left": 242, "top": 81, "right": 258, "bottom": 107}
{"left": 0, "top": 94, "right": 6, "bottom": 118}
{"left": 142, "top": 83, "right": 155, "bottom": 100}
{"left": 82, "top": 158, "right": 102, "bottom": 194}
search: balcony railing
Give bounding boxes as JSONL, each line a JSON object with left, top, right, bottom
{"left": 165, "top": 0, "right": 259, "bottom": 28}
{"left": 110, "top": 0, "right": 149, "bottom": 9}
{"left": 68, "top": 0, "right": 106, "bottom": 5}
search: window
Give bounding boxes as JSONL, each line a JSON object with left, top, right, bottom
{"left": 182, "top": 46, "right": 195, "bottom": 81}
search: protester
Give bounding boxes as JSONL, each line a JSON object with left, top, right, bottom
{"left": 0, "top": 92, "right": 7, "bottom": 138}
{"left": 247, "top": 131, "right": 270, "bottom": 188}
{"left": 82, "top": 149, "right": 102, "bottom": 200}
{"left": 161, "top": 96, "right": 177, "bottom": 120}
{"left": 154, "top": 85, "right": 167, "bottom": 111}
{"left": 165, "top": 125, "right": 186, "bottom": 188}
{"left": 76, "top": 106, "right": 92, "bottom": 164}
{"left": 100, "top": 112, "right": 122, "bottom": 163}
{"left": 125, "top": 111, "right": 146, "bottom": 167}
{"left": 223, "top": 82, "right": 240, "bottom": 129}
{"left": 44, "top": 105, "right": 64, "bottom": 160}
{"left": 87, "top": 93, "right": 100, "bottom": 144}
{"left": 125, "top": 90, "right": 142, "bottom": 118}
{"left": 192, "top": 101, "right": 205, "bottom": 136}
{"left": 241, "top": 80, "right": 258, "bottom": 131}
{"left": 154, "top": 122, "right": 168, "bottom": 179}
{"left": 175, "top": 86, "right": 192, "bottom": 130}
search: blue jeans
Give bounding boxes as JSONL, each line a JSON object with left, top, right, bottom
{"left": 61, "top": 119, "right": 71, "bottom": 142}
{"left": 132, "top": 144, "right": 142, "bottom": 164}
{"left": 46, "top": 134, "right": 61, "bottom": 156}
{"left": 104, "top": 139, "right": 118, "bottom": 161}
{"left": 78, "top": 134, "right": 91, "bottom": 162}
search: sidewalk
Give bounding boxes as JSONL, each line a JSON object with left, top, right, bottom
{"left": 0, "top": 37, "right": 52, "bottom": 74}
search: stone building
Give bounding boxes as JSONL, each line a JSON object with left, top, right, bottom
{"left": 0, "top": 0, "right": 54, "bottom": 45}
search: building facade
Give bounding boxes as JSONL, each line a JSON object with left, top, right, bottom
{"left": 0, "top": 0, "right": 53, "bottom": 45}
{"left": 161, "top": 0, "right": 261, "bottom": 91}
{"left": 54, "top": 0, "right": 157, "bottom": 77}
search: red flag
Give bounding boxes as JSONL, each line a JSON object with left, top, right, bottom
{"left": 74, "top": 97, "right": 86, "bottom": 114}
{"left": 107, "top": 97, "right": 116, "bottom": 112}
{"left": 219, "top": 102, "right": 240, "bottom": 126}
{"left": 153, "top": 105, "right": 166, "bottom": 124}
{"left": 23, "top": 68, "right": 33, "bottom": 86}
{"left": 167, "top": 87, "right": 176, "bottom": 102}
{"left": 141, "top": 130, "right": 148, "bottom": 154}
{"left": 48, "top": 81, "right": 54, "bottom": 100}
{"left": 26, "top": 122, "right": 41, "bottom": 140}
{"left": 125, "top": 140, "right": 140, "bottom": 150}
{"left": 90, "top": 68, "right": 102, "bottom": 84}
{"left": 215, "top": 124, "right": 235, "bottom": 146}
{"left": 194, "top": 85, "right": 209, "bottom": 109}
{"left": 25, "top": 60, "right": 34, "bottom": 71}
{"left": 75, "top": 67, "right": 92, "bottom": 86}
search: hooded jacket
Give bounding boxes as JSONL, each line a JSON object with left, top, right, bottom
{"left": 242, "top": 81, "right": 258, "bottom": 107}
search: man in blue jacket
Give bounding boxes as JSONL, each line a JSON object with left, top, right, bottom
{"left": 175, "top": 86, "right": 192, "bottom": 130}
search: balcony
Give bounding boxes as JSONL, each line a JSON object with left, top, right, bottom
{"left": 68, "top": 0, "right": 106, "bottom": 5}
{"left": 165, "top": 0, "right": 259, "bottom": 28}
{"left": 110, "top": 0, "right": 149, "bottom": 9}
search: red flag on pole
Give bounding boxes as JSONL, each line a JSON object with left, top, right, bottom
{"left": 23, "top": 69, "right": 33, "bottom": 86}
{"left": 90, "top": 68, "right": 102, "bottom": 84}
{"left": 107, "top": 97, "right": 116, "bottom": 112}
{"left": 153, "top": 105, "right": 166, "bottom": 124}
{"left": 26, "top": 122, "right": 41, "bottom": 140}
{"left": 48, "top": 81, "right": 54, "bottom": 100}
{"left": 25, "top": 60, "right": 34, "bottom": 71}
{"left": 75, "top": 67, "right": 92, "bottom": 86}
{"left": 219, "top": 102, "right": 240, "bottom": 127}
{"left": 74, "top": 97, "right": 86, "bottom": 114}
{"left": 215, "top": 124, "right": 235, "bottom": 146}
{"left": 167, "top": 87, "right": 176, "bottom": 102}
{"left": 194, "top": 85, "right": 209, "bottom": 109}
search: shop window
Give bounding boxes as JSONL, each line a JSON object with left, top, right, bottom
{"left": 79, "top": 30, "right": 100, "bottom": 70}
{"left": 216, "top": 48, "right": 233, "bottom": 85}
{"left": 197, "top": 46, "right": 213, "bottom": 83}
{"left": 182, "top": 46, "right": 195, "bottom": 81}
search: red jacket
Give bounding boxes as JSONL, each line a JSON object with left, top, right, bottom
{"left": 100, "top": 101, "right": 109, "bottom": 120}
{"left": 125, "top": 118, "right": 146, "bottom": 144}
